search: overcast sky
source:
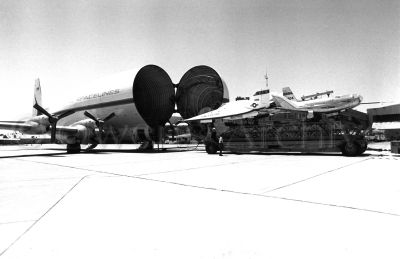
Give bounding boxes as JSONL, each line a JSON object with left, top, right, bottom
{"left": 0, "top": 0, "right": 399, "bottom": 120}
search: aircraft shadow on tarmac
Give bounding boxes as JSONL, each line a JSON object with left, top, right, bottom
{"left": 224, "top": 151, "right": 354, "bottom": 157}
{"left": 1, "top": 146, "right": 397, "bottom": 159}
{"left": 0, "top": 152, "right": 69, "bottom": 159}
{"left": 226, "top": 151, "right": 400, "bottom": 158}
{"left": 0, "top": 151, "right": 367, "bottom": 159}
{"left": 0, "top": 149, "right": 191, "bottom": 159}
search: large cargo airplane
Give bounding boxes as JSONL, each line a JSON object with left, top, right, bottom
{"left": 185, "top": 72, "right": 363, "bottom": 122}
{"left": 0, "top": 65, "right": 228, "bottom": 153}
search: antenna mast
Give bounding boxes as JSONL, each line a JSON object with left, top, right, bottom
{"left": 264, "top": 66, "right": 269, "bottom": 89}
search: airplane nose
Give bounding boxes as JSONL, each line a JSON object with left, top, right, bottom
{"left": 353, "top": 94, "right": 363, "bottom": 102}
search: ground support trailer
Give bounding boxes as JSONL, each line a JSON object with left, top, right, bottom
{"left": 204, "top": 109, "right": 369, "bottom": 156}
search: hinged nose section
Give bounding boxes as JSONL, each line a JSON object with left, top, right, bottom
{"left": 176, "top": 65, "right": 224, "bottom": 119}
{"left": 132, "top": 65, "right": 225, "bottom": 129}
{"left": 133, "top": 65, "right": 175, "bottom": 128}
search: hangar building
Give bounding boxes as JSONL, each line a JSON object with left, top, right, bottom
{"left": 367, "top": 103, "right": 400, "bottom": 140}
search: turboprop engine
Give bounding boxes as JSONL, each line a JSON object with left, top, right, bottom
{"left": 132, "top": 65, "right": 225, "bottom": 140}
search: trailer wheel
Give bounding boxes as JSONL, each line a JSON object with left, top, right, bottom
{"left": 205, "top": 142, "right": 218, "bottom": 154}
{"left": 341, "top": 141, "right": 360, "bottom": 157}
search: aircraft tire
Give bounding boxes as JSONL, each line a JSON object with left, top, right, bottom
{"left": 341, "top": 141, "right": 360, "bottom": 157}
{"left": 67, "top": 143, "right": 81, "bottom": 154}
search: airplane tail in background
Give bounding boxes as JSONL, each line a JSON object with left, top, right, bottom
{"left": 251, "top": 68, "right": 271, "bottom": 108}
{"left": 272, "top": 95, "right": 299, "bottom": 110}
{"left": 282, "top": 87, "right": 298, "bottom": 101}
{"left": 260, "top": 69, "right": 270, "bottom": 107}
{"left": 32, "top": 79, "right": 43, "bottom": 117}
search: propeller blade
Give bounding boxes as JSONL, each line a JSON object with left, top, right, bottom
{"left": 32, "top": 104, "right": 74, "bottom": 143}
{"left": 58, "top": 110, "right": 75, "bottom": 120}
{"left": 33, "top": 103, "right": 52, "bottom": 118}
{"left": 84, "top": 111, "right": 99, "bottom": 123}
{"left": 103, "top": 112, "right": 116, "bottom": 122}
{"left": 86, "top": 143, "right": 98, "bottom": 150}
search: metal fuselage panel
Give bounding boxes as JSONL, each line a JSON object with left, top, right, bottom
{"left": 56, "top": 87, "right": 149, "bottom": 141}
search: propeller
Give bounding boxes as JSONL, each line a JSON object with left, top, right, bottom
{"left": 84, "top": 111, "right": 116, "bottom": 135}
{"left": 33, "top": 103, "right": 75, "bottom": 143}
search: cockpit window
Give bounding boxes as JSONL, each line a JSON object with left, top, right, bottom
{"left": 253, "top": 89, "right": 270, "bottom": 96}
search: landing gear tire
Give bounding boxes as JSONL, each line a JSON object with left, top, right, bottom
{"left": 67, "top": 143, "right": 81, "bottom": 154}
{"left": 341, "top": 141, "right": 360, "bottom": 157}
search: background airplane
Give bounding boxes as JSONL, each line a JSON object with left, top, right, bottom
{"left": 0, "top": 65, "right": 228, "bottom": 153}
{"left": 185, "top": 74, "right": 363, "bottom": 122}
{"left": 185, "top": 73, "right": 271, "bottom": 122}
{"left": 272, "top": 87, "right": 363, "bottom": 117}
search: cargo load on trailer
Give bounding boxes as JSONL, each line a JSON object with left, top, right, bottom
{"left": 203, "top": 109, "right": 369, "bottom": 156}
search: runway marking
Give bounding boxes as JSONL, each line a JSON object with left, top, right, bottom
{"left": 135, "top": 157, "right": 271, "bottom": 177}
{"left": 261, "top": 157, "right": 373, "bottom": 193}
{"left": 0, "top": 175, "right": 89, "bottom": 257}
{"left": 11, "top": 156, "right": 400, "bottom": 218}
{"left": 14, "top": 155, "right": 272, "bottom": 177}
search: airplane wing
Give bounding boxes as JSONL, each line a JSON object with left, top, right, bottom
{"left": 0, "top": 121, "right": 78, "bottom": 135}
{"left": 0, "top": 122, "right": 36, "bottom": 132}
{"left": 54, "top": 126, "right": 79, "bottom": 135}
{"left": 185, "top": 101, "right": 259, "bottom": 122}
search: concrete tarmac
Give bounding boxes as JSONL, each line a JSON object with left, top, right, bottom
{"left": 0, "top": 144, "right": 399, "bottom": 258}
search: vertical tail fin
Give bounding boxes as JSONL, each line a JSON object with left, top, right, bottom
{"left": 282, "top": 87, "right": 298, "bottom": 101}
{"left": 32, "top": 79, "right": 43, "bottom": 116}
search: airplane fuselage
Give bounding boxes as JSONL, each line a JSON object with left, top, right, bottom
{"left": 271, "top": 93, "right": 362, "bottom": 113}
{"left": 55, "top": 87, "right": 151, "bottom": 143}
{"left": 1, "top": 64, "right": 226, "bottom": 150}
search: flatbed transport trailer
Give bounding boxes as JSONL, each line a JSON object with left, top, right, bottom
{"left": 204, "top": 109, "right": 370, "bottom": 156}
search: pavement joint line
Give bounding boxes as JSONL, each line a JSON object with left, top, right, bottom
{"left": 0, "top": 220, "right": 36, "bottom": 225}
{"left": 13, "top": 156, "right": 271, "bottom": 178}
{"left": 135, "top": 157, "right": 271, "bottom": 177}
{"left": 260, "top": 157, "right": 373, "bottom": 194}
{"left": 131, "top": 175, "right": 400, "bottom": 217}
{"left": 78, "top": 152, "right": 209, "bottom": 167}
{"left": 0, "top": 175, "right": 89, "bottom": 257}
{"left": 9, "top": 156, "right": 399, "bottom": 219}
{"left": 263, "top": 194, "right": 400, "bottom": 217}
{"left": 0, "top": 176, "right": 90, "bottom": 184}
